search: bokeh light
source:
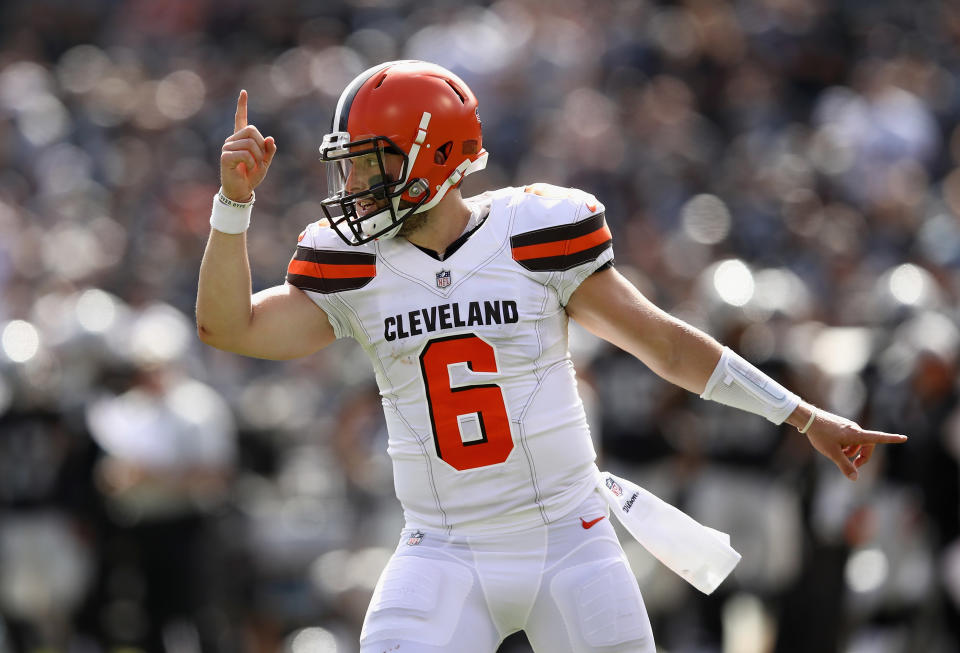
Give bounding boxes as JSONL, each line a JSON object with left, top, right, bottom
{"left": 1, "top": 320, "right": 40, "bottom": 363}
{"left": 156, "top": 69, "right": 206, "bottom": 120}
{"left": 57, "top": 44, "right": 112, "bottom": 94}
{"left": 811, "top": 327, "right": 873, "bottom": 376}
{"left": 127, "top": 303, "right": 192, "bottom": 366}
{"left": 75, "top": 289, "right": 118, "bottom": 334}
{"left": 845, "top": 548, "right": 889, "bottom": 594}
{"left": 712, "top": 259, "right": 755, "bottom": 307}
{"left": 888, "top": 263, "right": 928, "bottom": 306}
{"left": 288, "top": 627, "right": 338, "bottom": 653}
{"left": 681, "top": 194, "right": 732, "bottom": 245}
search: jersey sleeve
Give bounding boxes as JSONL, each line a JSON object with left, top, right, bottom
{"left": 284, "top": 221, "right": 375, "bottom": 340}
{"left": 508, "top": 184, "right": 614, "bottom": 305}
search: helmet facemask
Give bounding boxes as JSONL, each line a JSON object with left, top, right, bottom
{"left": 319, "top": 133, "right": 430, "bottom": 246}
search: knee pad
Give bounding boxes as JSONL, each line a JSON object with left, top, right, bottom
{"left": 549, "top": 557, "right": 654, "bottom": 651}
{"left": 360, "top": 554, "right": 475, "bottom": 648}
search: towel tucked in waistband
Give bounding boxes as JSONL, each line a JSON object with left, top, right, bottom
{"left": 596, "top": 469, "right": 741, "bottom": 595}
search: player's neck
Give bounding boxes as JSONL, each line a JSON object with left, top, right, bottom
{"left": 402, "top": 190, "right": 471, "bottom": 256}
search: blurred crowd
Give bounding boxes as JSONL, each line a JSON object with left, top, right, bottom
{"left": 1, "top": 0, "right": 959, "bottom": 652}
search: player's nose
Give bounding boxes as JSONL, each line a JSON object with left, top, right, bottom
{"left": 346, "top": 172, "right": 373, "bottom": 195}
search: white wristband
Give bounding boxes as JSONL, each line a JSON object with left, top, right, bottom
{"left": 210, "top": 188, "right": 254, "bottom": 234}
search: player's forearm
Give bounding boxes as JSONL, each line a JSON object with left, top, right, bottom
{"left": 196, "top": 229, "right": 254, "bottom": 348}
{"left": 641, "top": 316, "right": 724, "bottom": 395}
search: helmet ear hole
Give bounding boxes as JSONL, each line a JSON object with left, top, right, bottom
{"left": 434, "top": 141, "right": 453, "bottom": 165}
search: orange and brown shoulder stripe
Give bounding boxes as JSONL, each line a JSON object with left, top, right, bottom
{"left": 286, "top": 246, "right": 376, "bottom": 293}
{"left": 510, "top": 211, "right": 612, "bottom": 272}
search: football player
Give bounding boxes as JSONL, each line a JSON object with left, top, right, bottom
{"left": 196, "top": 60, "right": 907, "bottom": 653}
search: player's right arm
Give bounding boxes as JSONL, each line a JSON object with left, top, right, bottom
{"left": 567, "top": 266, "right": 908, "bottom": 480}
{"left": 196, "top": 91, "right": 336, "bottom": 360}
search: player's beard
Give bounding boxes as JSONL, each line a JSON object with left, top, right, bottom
{"left": 397, "top": 206, "right": 428, "bottom": 238}
{"left": 356, "top": 193, "right": 427, "bottom": 240}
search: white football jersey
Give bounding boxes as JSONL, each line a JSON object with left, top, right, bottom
{"left": 287, "top": 184, "right": 614, "bottom": 535}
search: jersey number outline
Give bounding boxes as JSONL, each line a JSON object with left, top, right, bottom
{"left": 419, "top": 334, "right": 513, "bottom": 471}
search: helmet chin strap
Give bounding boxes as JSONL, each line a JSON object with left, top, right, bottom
{"left": 416, "top": 150, "right": 489, "bottom": 214}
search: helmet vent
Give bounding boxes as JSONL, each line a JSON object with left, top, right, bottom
{"left": 445, "top": 80, "right": 466, "bottom": 103}
{"left": 374, "top": 73, "right": 388, "bottom": 89}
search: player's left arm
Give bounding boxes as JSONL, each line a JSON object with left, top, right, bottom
{"left": 566, "top": 266, "right": 908, "bottom": 480}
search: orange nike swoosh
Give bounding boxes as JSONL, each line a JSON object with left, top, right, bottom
{"left": 580, "top": 516, "right": 606, "bottom": 529}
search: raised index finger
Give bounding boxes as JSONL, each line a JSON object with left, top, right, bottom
{"left": 858, "top": 430, "right": 908, "bottom": 444}
{"left": 235, "top": 90, "right": 248, "bottom": 133}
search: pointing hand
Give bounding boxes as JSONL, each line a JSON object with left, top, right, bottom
{"left": 803, "top": 410, "right": 908, "bottom": 481}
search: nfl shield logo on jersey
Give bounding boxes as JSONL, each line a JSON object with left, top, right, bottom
{"left": 436, "top": 269, "right": 451, "bottom": 288}
{"left": 605, "top": 477, "right": 623, "bottom": 497}
{"left": 406, "top": 530, "right": 424, "bottom": 546}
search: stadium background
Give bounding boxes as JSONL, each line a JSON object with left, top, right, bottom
{"left": 0, "top": 0, "right": 958, "bottom": 651}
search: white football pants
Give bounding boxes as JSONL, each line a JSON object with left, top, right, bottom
{"left": 359, "top": 491, "right": 655, "bottom": 653}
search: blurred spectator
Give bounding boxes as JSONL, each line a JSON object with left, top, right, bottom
{"left": 82, "top": 302, "right": 236, "bottom": 652}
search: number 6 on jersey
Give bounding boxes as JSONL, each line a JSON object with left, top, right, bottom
{"left": 419, "top": 334, "right": 513, "bottom": 471}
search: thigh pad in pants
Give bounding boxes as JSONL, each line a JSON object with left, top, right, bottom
{"left": 360, "top": 553, "right": 474, "bottom": 648}
{"left": 549, "top": 556, "right": 653, "bottom": 651}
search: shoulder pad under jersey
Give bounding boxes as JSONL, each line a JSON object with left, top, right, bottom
{"left": 286, "top": 220, "right": 378, "bottom": 294}
{"left": 508, "top": 184, "right": 611, "bottom": 272}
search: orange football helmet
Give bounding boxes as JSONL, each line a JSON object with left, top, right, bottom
{"left": 319, "top": 60, "right": 488, "bottom": 245}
